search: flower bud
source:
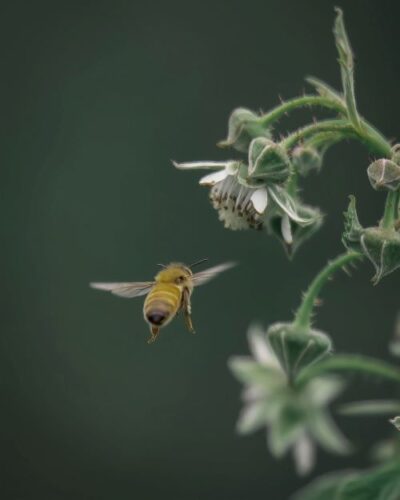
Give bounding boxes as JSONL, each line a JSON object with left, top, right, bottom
{"left": 267, "top": 323, "right": 332, "bottom": 380}
{"left": 367, "top": 159, "right": 400, "bottom": 192}
{"left": 291, "top": 146, "right": 322, "bottom": 177}
{"left": 360, "top": 227, "right": 400, "bottom": 284}
{"left": 248, "top": 138, "right": 291, "bottom": 184}
{"left": 218, "top": 108, "right": 271, "bottom": 153}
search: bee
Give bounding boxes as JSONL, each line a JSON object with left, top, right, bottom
{"left": 90, "top": 260, "right": 235, "bottom": 343}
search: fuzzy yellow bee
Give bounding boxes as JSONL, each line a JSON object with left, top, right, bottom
{"left": 90, "top": 260, "right": 235, "bottom": 343}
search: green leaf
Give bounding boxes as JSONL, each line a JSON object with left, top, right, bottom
{"left": 339, "top": 460, "right": 400, "bottom": 500}
{"left": 297, "top": 354, "right": 400, "bottom": 386}
{"left": 292, "top": 471, "right": 356, "bottom": 500}
{"left": 339, "top": 400, "right": 400, "bottom": 417}
{"left": 305, "top": 76, "right": 345, "bottom": 111}
{"left": 333, "top": 8, "right": 361, "bottom": 130}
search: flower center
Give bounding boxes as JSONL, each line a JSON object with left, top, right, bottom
{"left": 209, "top": 176, "right": 264, "bottom": 231}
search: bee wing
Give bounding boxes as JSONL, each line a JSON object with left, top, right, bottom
{"left": 192, "top": 262, "right": 237, "bottom": 287}
{"left": 90, "top": 281, "right": 154, "bottom": 298}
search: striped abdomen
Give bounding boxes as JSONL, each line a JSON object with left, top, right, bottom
{"left": 143, "top": 283, "right": 182, "bottom": 328}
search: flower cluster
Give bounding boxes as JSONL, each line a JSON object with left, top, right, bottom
{"left": 174, "top": 136, "right": 322, "bottom": 257}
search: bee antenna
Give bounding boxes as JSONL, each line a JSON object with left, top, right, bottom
{"left": 157, "top": 263, "right": 167, "bottom": 268}
{"left": 189, "top": 258, "right": 208, "bottom": 269}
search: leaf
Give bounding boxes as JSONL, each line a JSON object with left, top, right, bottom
{"left": 305, "top": 76, "right": 346, "bottom": 112}
{"left": 292, "top": 470, "right": 357, "bottom": 500}
{"left": 297, "top": 354, "right": 400, "bottom": 386}
{"left": 339, "top": 460, "right": 400, "bottom": 500}
{"left": 333, "top": 8, "right": 361, "bottom": 129}
{"left": 339, "top": 400, "right": 400, "bottom": 417}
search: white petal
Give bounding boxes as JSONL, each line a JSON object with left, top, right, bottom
{"left": 248, "top": 324, "right": 280, "bottom": 369}
{"left": 250, "top": 188, "right": 269, "bottom": 214}
{"left": 293, "top": 433, "right": 315, "bottom": 476}
{"left": 199, "top": 169, "right": 229, "bottom": 186}
{"left": 281, "top": 215, "right": 293, "bottom": 245}
{"left": 173, "top": 160, "right": 228, "bottom": 170}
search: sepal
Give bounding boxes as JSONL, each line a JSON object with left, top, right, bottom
{"left": 267, "top": 322, "right": 332, "bottom": 381}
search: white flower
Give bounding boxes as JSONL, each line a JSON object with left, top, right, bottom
{"left": 174, "top": 160, "right": 314, "bottom": 232}
{"left": 229, "top": 325, "right": 349, "bottom": 475}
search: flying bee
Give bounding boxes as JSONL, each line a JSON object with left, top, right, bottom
{"left": 90, "top": 260, "right": 236, "bottom": 343}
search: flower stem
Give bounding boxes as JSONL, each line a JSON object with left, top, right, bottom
{"left": 280, "top": 119, "right": 355, "bottom": 150}
{"left": 258, "top": 95, "right": 346, "bottom": 128}
{"left": 293, "top": 252, "right": 362, "bottom": 330}
{"left": 381, "top": 190, "right": 400, "bottom": 229}
{"left": 279, "top": 118, "right": 391, "bottom": 158}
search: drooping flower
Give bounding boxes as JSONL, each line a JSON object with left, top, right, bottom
{"left": 229, "top": 325, "right": 349, "bottom": 475}
{"left": 174, "top": 138, "right": 319, "bottom": 236}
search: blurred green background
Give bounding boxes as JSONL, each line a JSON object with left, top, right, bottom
{"left": 2, "top": 0, "right": 400, "bottom": 498}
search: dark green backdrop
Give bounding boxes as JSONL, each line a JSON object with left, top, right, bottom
{"left": 2, "top": 1, "right": 400, "bottom": 498}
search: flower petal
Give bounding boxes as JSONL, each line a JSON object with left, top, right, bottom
{"left": 250, "top": 188, "right": 269, "bottom": 214}
{"left": 199, "top": 169, "right": 229, "bottom": 186}
{"left": 281, "top": 215, "right": 293, "bottom": 245}
{"left": 293, "top": 433, "right": 315, "bottom": 476}
{"left": 268, "top": 185, "right": 314, "bottom": 226}
{"left": 248, "top": 324, "right": 281, "bottom": 369}
{"left": 173, "top": 160, "right": 228, "bottom": 170}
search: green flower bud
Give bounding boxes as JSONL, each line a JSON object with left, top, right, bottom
{"left": 248, "top": 138, "right": 291, "bottom": 184}
{"left": 367, "top": 159, "right": 400, "bottom": 192}
{"left": 291, "top": 146, "right": 322, "bottom": 177}
{"left": 360, "top": 227, "right": 400, "bottom": 284}
{"left": 268, "top": 204, "right": 323, "bottom": 258}
{"left": 218, "top": 108, "right": 271, "bottom": 153}
{"left": 267, "top": 323, "right": 332, "bottom": 380}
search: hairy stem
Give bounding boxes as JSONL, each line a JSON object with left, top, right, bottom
{"left": 293, "top": 252, "right": 362, "bottom": 330}
{"left": 258, "top": 95, "right": 346, "bottom": 127}
{"left": 381, "top": 190, "right": 400, "bottom": 229}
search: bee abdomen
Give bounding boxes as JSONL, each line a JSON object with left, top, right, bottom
{"left": 144, "top": 284, "right": 181, "bottom": 327}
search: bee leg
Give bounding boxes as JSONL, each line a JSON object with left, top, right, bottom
{"left": 184, "top": 310, "right": 195, "bottom": 334}
{"left": 147, "top": 326, "right": 160, "bottom": 344}
{"left": 182, "top": 289, "right": 195, "bottom": 334}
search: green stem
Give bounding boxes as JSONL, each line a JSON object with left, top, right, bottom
{"left": 381, "top": 191, "right": 399, "bottom": 229}
{"left": 280, "top": 118, "right": 391, "bottom": 157}
{"left": 297, "top": 354, "right": 400, "bottom": 386}
{"left": 293, "top": 252, "right": 362, "bottom": 330}
{"left": 280, "top": 119, "right": 354, "bottom": 150}
{"left": 258, "top": 95, "right": 346, "bottom": 128}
